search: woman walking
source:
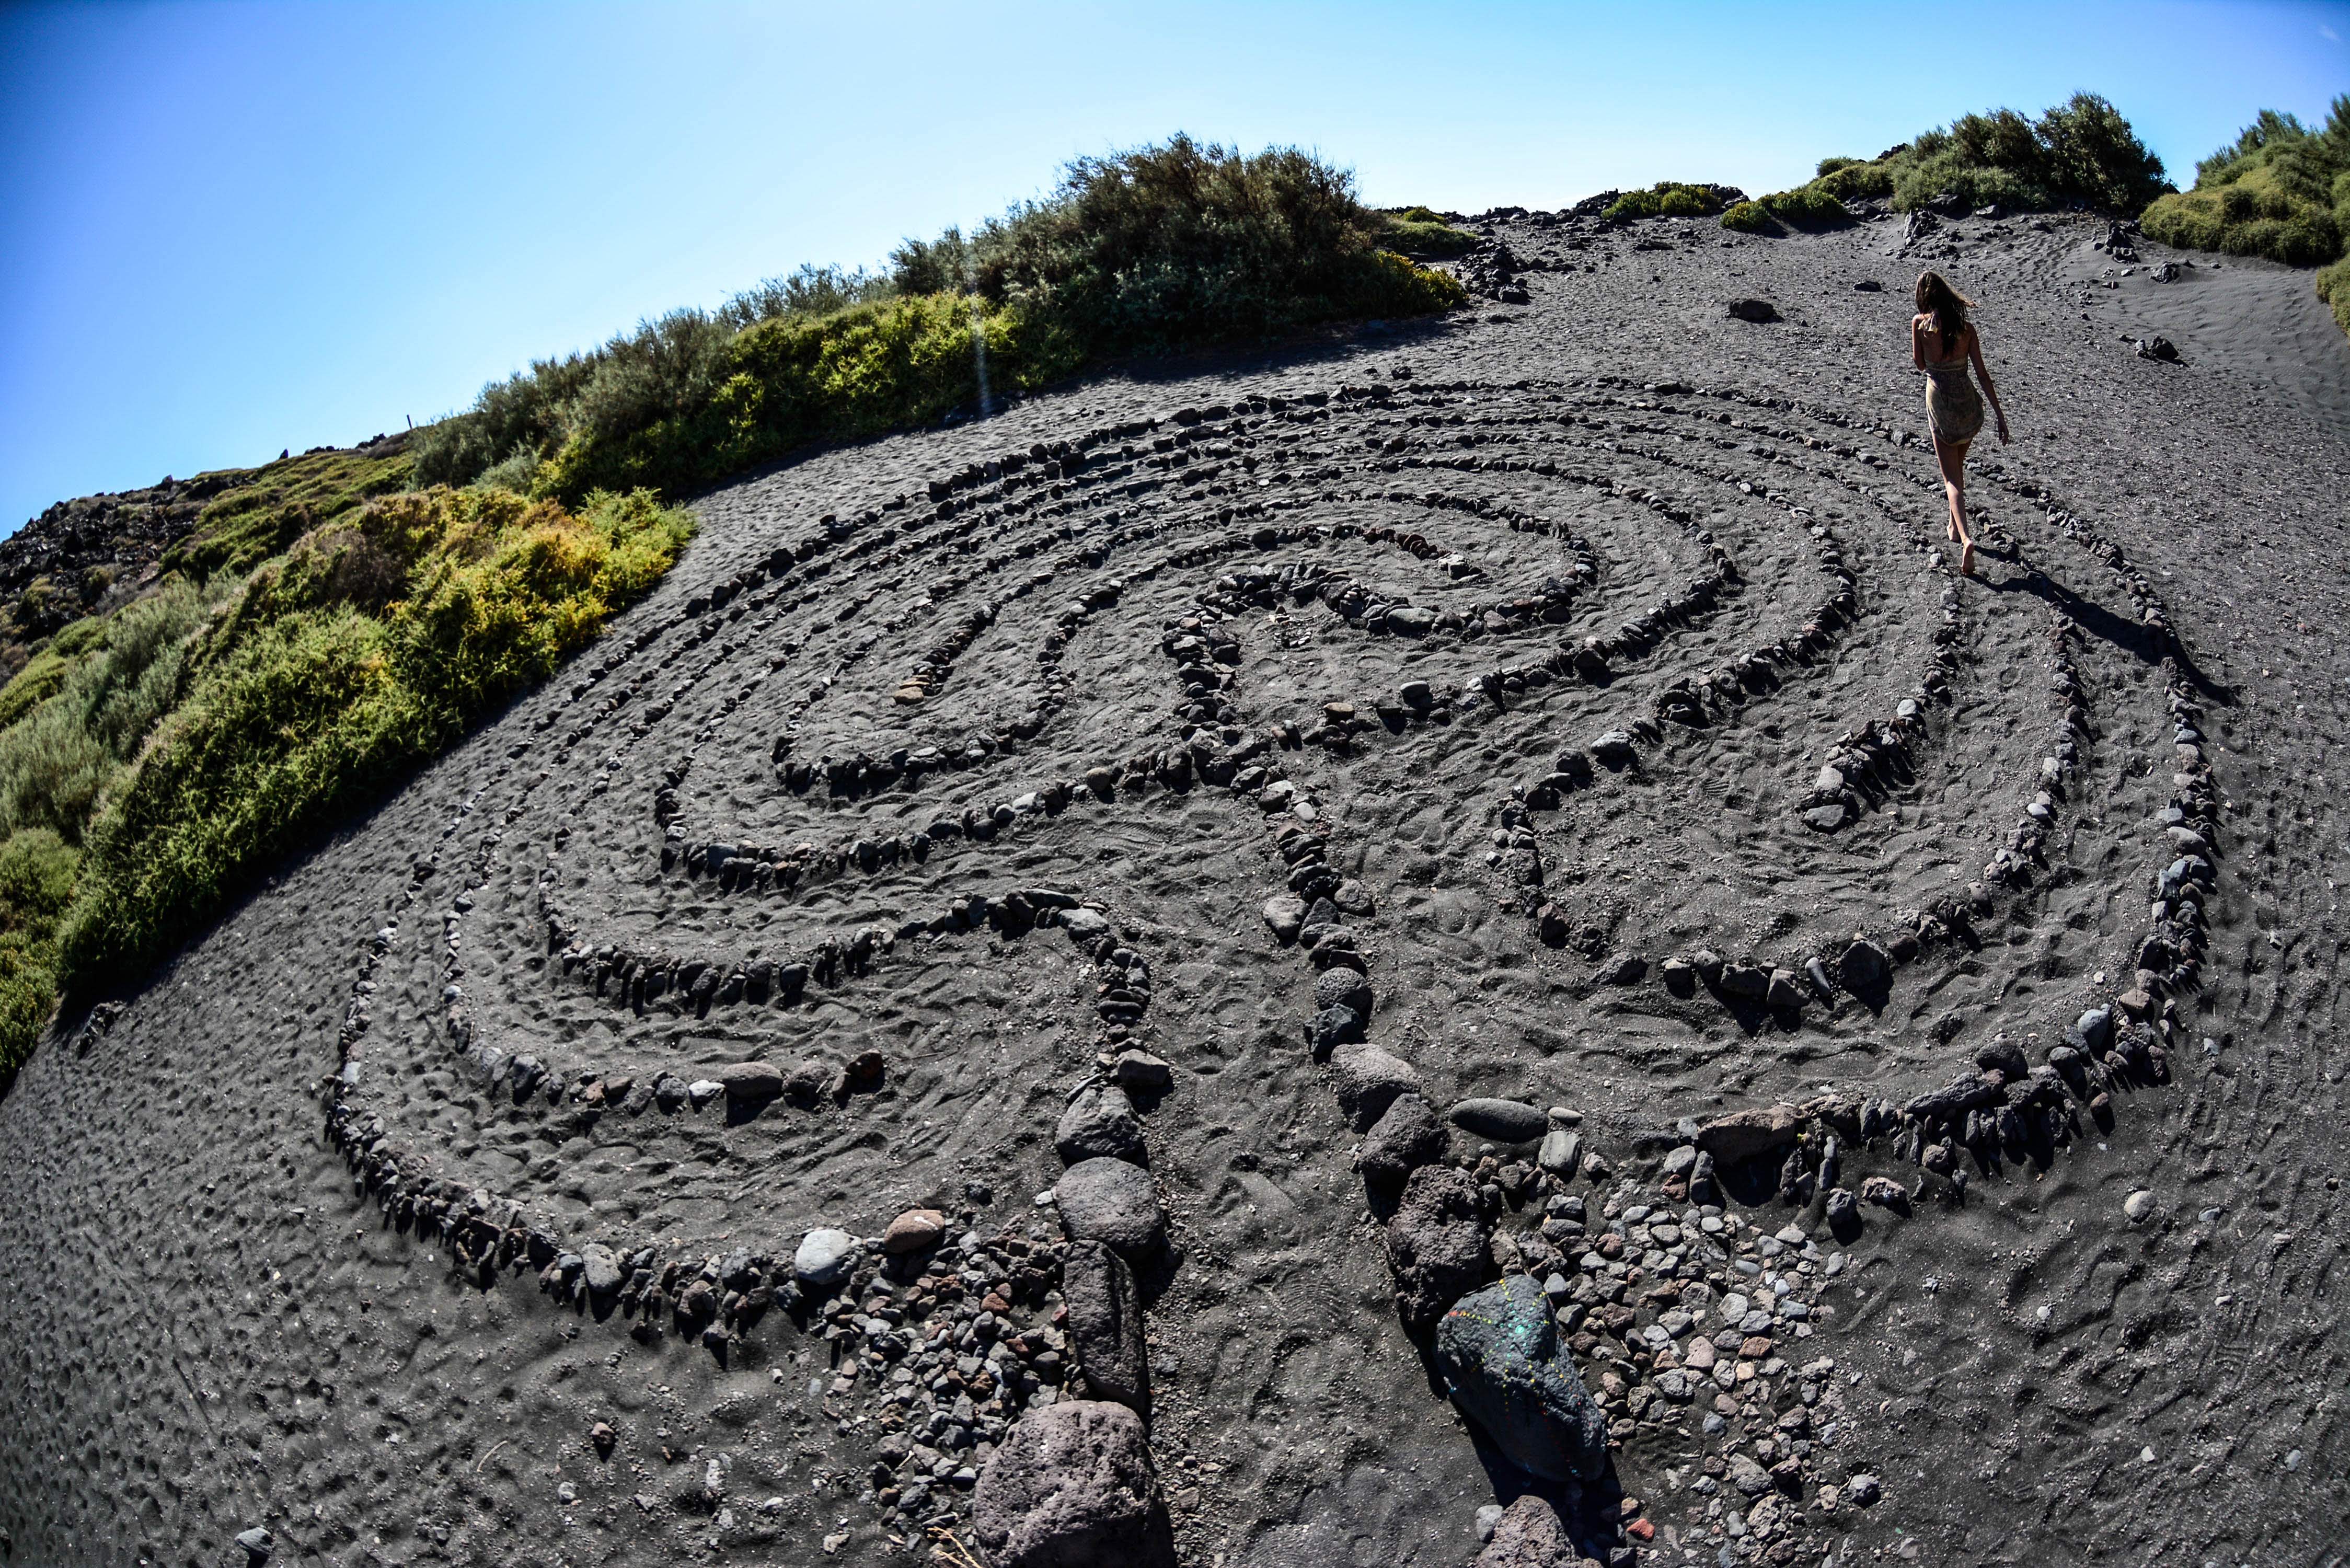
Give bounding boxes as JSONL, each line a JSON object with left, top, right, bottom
{"left": 1911, "top": 270, "right": 2010, "bottom": 575}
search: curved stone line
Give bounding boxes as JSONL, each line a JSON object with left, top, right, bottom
{"left": 650, "top": 437, "right": 1781, "bottom": 892}
{"left": 319, "top": 365, "right": 2231, "bottom": 1564}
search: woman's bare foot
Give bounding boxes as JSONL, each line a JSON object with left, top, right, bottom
{"left": 1960, "top": 542, "right": 1977, "bottom": 576}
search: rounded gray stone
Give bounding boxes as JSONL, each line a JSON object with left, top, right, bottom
{"left": 1447, "top": 1097, "right": 1548, "bottom": 1144}
{"left": 1055, "top": 1157, "right": 1166, "bottom": 1259}
{"left": 1056, "top": 1084, "right": 1146, "bottom": 1166}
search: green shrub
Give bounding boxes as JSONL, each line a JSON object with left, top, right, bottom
{"left": 1719, "top": 182, "right": 1856, "bottom": 235}
{"left": 0, "top": 829, "right": 80, "bottom": 1080}
{"left": 55, "top": 487, "right": 692, "bottom": 991}
{"left": 0, "top": 704, "right": 111, "bottom": 843}
{"left": 161, "top": 447, "right": 416, "bottom": 581}
{"left": 0, "top": 581, "right": 212, "bottom": 843}
{"left": 1883, "top": 94, "right": 2167, "bottom": 213}
{"left": 0, "top": 648, "right": 75, "bottom": 730}
{"left": 532, "top": 293, "right": 1080, "bottom": 503}
{"left": 1603, "top": 182, "right": 1732, "bottom": 222}
{"left": 0, "top": 830, "right": 80, "bottom": 933}
{"left": 1604, "top": 189, "right": 1661, "bottom": 221}
{"left": 2319, "top": 256, "right": 2350, "bottom": 335}
{"left": 717, "top": 264, "right": 896, "bottom": 330}
{"left": 1810, "top": 160, "right": 1895, "bottom": 202}
{"left": 1377, "top": 207, "right": 1480, "bottom": 256}
{"left": 960, "top": 136, "right": 1461, "bottom": 348}
{"left": 1765, "top": 186, "right": 1852, "bottom": 227}
{"left": 2142, "top": 96, "right": 2350, "bottom": 280}
{"left": 1815, "top": 156, "right": 1862, "bottom": 178}
{"left": 411, "top": 136, "right": 1462, "bottom": 501}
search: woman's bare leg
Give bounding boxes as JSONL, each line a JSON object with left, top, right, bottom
{"left": 1936, "top": 435, "right": 1975, "bottom": 574}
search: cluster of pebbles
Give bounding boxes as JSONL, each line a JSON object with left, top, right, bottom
{"left": 312, "top": 354, "right": 2221, "bottom": 1566}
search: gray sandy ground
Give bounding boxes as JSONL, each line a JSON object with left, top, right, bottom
{"left": 2, "top": 208, "right": 2346, "bottom": 1567}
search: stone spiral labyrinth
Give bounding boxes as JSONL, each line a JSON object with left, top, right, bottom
{"left": 323, "top": 366, "right": 2219, "bottom": 1563}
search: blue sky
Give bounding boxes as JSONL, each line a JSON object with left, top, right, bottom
{"left": 1, "top": 1, "right": 2343, "bottom": 535}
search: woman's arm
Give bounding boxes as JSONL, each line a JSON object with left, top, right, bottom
{"left": 1910, "top": 316, "right": 1927, "bottom": 370}
{"left": 1968, "top": 327, "right": 2011, "bottom": 441}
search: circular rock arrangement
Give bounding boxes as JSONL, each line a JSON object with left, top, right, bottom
{"left": 315, "top": 366, "right": 2220, "bottom": 1563}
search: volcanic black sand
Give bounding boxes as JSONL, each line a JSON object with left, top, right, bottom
{"left": 2, "top": 208, "right": 2346, "bottom": 1568}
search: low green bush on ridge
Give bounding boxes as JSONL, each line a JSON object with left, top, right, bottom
{"left": 1605, "top": 182, "right": 1735, "bottom": 221}
{"left": 1724, "top": 95, "right": 2169, "bottom": 236}
{"left": 413, "top": 136, "right": 1464, "bottom": 504}
{"left": 1376, "top": 206, "right": 1480, "bottom": 257}
{"left": 2141, "top": 97, "right": 2350, "bottom": 282}
{"left": 163, "top": 446, "right": 416, "bottom": 581}
{"left": 2318, "top": 256, "right": 2350, "bottom": 335}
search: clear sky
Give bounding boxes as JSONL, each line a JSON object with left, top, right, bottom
{"left": 1, "top": 1, "right": 2343, "bottom": 534}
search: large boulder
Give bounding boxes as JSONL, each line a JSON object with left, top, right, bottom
{"left": 1063, "top": 1240, "right": 1147, "bottom": 1412}
{"left": 1056, "top": 1084, "right": 1146, "bottom": 1166}
{"left": 1435, "top": 1274, "right": 1608, "bottom": 1483}
{"left": 1355, "top": 1093, "right": 1448, "bottom": 1190}
{"left": 1385, "top": 1165, "right": 1489, "bottom": 1331}
{"left": 1475, "top": 1494, "right": 1576, "bottom": 1567}
{"left": 971, "top": 1400, "right": 1162, "bottom": 1567}
{"left": 1055, "top": 1158, "right": 1166, "bottom": 1259}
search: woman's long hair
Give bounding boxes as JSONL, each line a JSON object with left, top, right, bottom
{"left": 1915, "top": 270, "right": 1971, "bottom": 355}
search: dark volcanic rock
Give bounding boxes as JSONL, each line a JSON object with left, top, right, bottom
{"left": 1355, "top": 1092, "right": 1448, "bottom": 1189}
{"left": 1695, "top": 1104, "right": 1803, "bottom": 1163}
{"left": 1474, "top": 1493, "right": 1575, "bottom": 1567}
{"left": 1385, "top": 1165, "right": 1489, "bottom": 1331}
{"left": 1435, "top": 1273, "right": 1608, "bottom": 1482}
{"left": 1838, "top": 938, "right": 1890, "bottom": 990}
{"left": 1904, "top": 1073, "right": 2002, "bottom": 1123}
{"left": 1055, "top": 1157, "right": 1166, "bottom": 1259}
{"left": 1057, "top": 1083, "right": 1146, "bottom": 1166}
{"left": 1063, "top": 1239, "right": 1147, "bottom": 1412}
{"left": 1447, "top": 1097, "right": 1547, "bottom": 1144}
{"left": 1330, "top": 1042, "right": 1421, "bottom": 1129}
{"left": 971, "top": 1400, "right": 1162, "bottom": 1567}
{"left": 1313, "top": 967, "right": 1373, "bottom": 1018}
